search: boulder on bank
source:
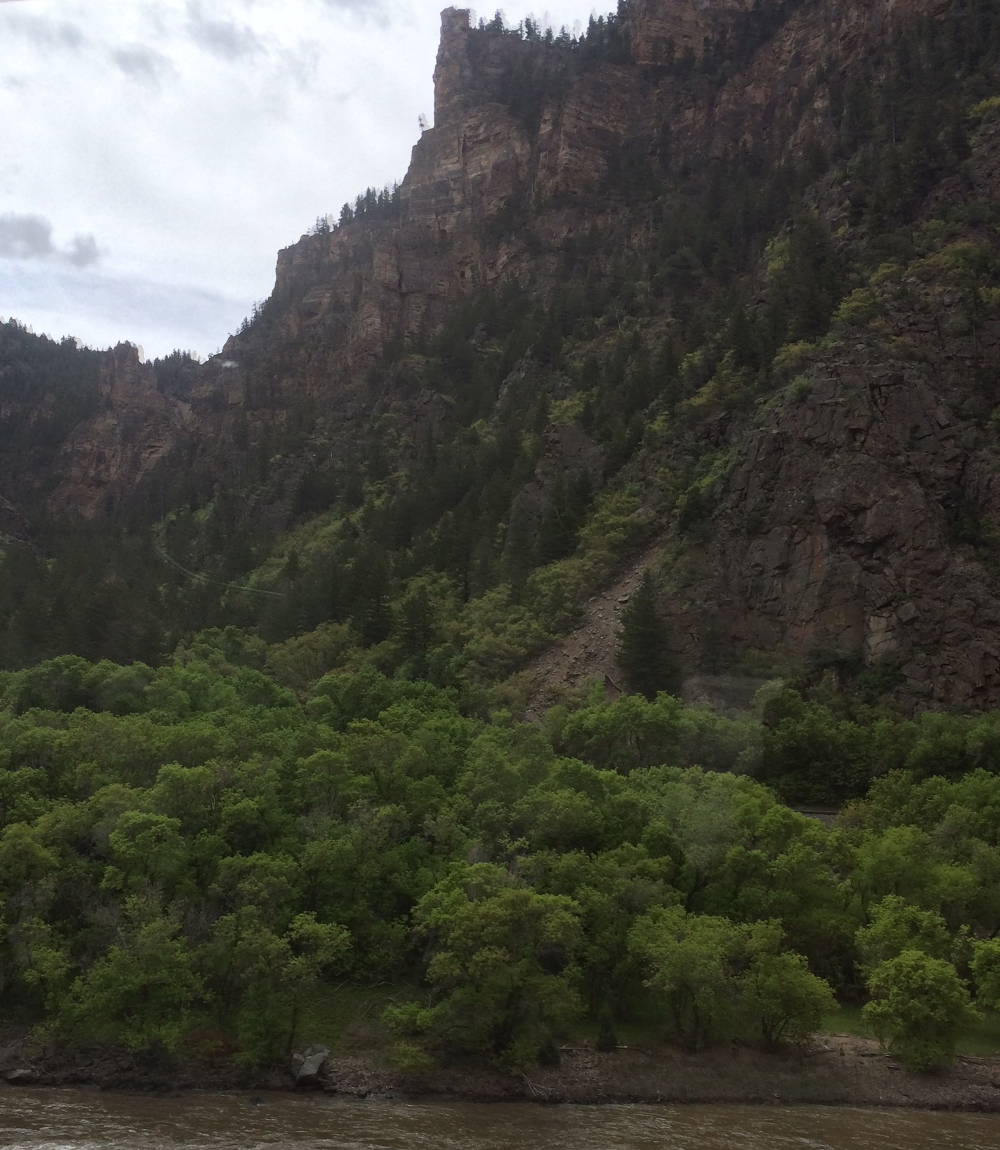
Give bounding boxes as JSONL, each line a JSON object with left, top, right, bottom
{"left": 2, "top": 1068, "right": 36, "bottom": 1084}
{"left": 292, "top": 1044, "right": 329, "bottom": 1088}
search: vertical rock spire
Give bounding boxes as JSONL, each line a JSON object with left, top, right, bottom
{"left": 433, "top": 7, "right": 472, "bottom": 127}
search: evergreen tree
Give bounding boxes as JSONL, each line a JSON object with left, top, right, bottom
{"left": 398, "top": 582, "right": 439, "bottom": 676}
{"left": 617, "top": 570, "right": 678, "bottom": 700}
{"left": 537, "top": 471, "right": 593, "bottom": 565}
{"left": 501, "top": 505, "right": 535, "bottom": 592}
{"left": 349, "top": 545, "right": 393, "bottom": 647}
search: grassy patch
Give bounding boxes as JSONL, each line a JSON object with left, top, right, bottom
{"left": 292, "top": 982, "right": 422, "bottom": 1056}
{"left": 822, "top": 1002, "right": 1000, "bottom": 1055}
{"left": 957, "top": 1008, "right": 1000, "bottom": 1056}
{"left": 821, "top": 1002, "right": 875, "bottom": 1038}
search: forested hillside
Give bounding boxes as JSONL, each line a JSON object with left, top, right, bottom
{"left": 2, "top": 0, "right": 1000, "bottom": 1080}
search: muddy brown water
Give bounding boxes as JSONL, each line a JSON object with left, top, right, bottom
{"left": 1, "top": 1090, "right": 998, "bottom": 1150}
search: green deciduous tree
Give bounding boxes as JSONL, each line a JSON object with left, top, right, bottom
{"left": 970, "top": 938, "right": 1000, "bottom": 1008}
{"left": 532, "top": 844, "right": 679, "bottom": 1016}
{"left": 6, "top": 916, "right": 71, "bottom": 1015}
{"left": 756, "top": 688, "right": 874, "bottom": 803}
{"left": 58, "top": 899, "right": 206, "bottom": 1053}
{"left": 391, "top": 864, "right": 582, "bottom": 1072}
{"left": 740, "top": 943, "right": 838, "bottom": 1048}
{"left": 108, "top": 810, "right": 188, "bottom": 892}
{"left": 203, "top": 905, "right": 350, "bottom": 1064}
{"left": 862, "top": 950, "right": 977, "bottom": 1071}
{"left": 855, "top": 896, "right": 952, "bottom": 975}
{"left": 630, "top": 907, "right": 836, "bottom": 1050}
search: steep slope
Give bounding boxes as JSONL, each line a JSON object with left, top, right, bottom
{"left": 523, "top": 534, "right": 669, "bottom": 710}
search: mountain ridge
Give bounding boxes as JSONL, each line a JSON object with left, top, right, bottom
{"left": 2, "top": 0, "right": 1000, "bottom": 708}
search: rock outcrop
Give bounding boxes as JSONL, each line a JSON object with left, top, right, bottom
{"left": 46, "top": 343, "right": 192, "bottom": 518}
{"left": 702, "top": 357, "right": 996, "bottom": 706}
{"left": 255, "top": 0, "right": 959, "bottom": 402}
{"left": 293, "top": 1044, "right": 330, "bottom": 1088}
{"left": 655, "top": 111, "right": 1000, "bottom": 706}
{"left": 626, "top": 0, "right": 755, "bottom": 65}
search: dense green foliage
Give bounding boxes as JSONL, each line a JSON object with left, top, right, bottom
{"left": 862, "top": 952, "right": 977, "bottom": 1072}
{"left": 0, "top": 654, "right": 999, "bottom": 1071}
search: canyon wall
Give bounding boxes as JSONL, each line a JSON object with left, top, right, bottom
{"left": 9, "top": 0, "right": 1000, "bottom": 705}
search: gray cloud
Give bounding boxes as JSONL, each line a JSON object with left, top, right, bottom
{"left": 67, "top": 235, "right": 100, "bottom": 268}
{"left": 2, "top": 12, "right": 85, "bottom": 51}
{"left": 0, "top": 213, "right": 53, "bottom": 260}
{"left": 186, "top": 1, "right": 265, "bottom": 60}
{"left": 112, "top": 43, "right": 176, "bottom": 85}
{"left": 0, "top": 213, "right": 100, "bottom": 267}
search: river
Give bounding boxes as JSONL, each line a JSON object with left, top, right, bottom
{"left": 1, "top": 1090, "right": 998, "bottom": 1150}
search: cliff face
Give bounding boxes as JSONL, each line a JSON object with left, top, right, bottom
{"left": 626, "top": 0, "right": 755, "bottom": 65}
{"left": 0, "top": 338, "right": 191, "bottom": 521}
{"left": 257, "top": 0, "right": 956, "bottom": 384}
{"left": 47, "top": 344, "right": 193, "bottom": 519}
{"left": 249, "top": 1, "right": 1000, "bottom": 707}
{"left": 695, "top": 292, "right": 1000, "bottom": 707}
{"left": 6, "top": 0, "right": 1000, "bottom": 704}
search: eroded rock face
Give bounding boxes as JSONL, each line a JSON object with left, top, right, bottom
{"left": 264, "top": 17, "right": 553, "bottom": 388}
{"left": 707, "top": 0, "right": 953, "bottom": 148}
{"left": 47, "top": 343, "right": 192, "bottom": 519}
{"left": 261, "top": 0, "right": 960, "bottom": 399}
{"left": 664, "top": 162, "right": 1000, "bottom": 709}
{"left": 626, "top": 0, "right": 755, "bottom": 65}
{"left": 714, "top": 361, "right": 975, "bottom": 693}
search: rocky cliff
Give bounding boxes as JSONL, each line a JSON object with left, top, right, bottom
{"left": 48, "top": 343, "right": 194, "bottom": 519}
{"left": 223, "top": 0, "right": 962, "bottom": 401}
{"left": 686, "top": 247, "right": 1000, "bottom": 707}
{"left": 3, "top": 0, "right": 1000, "bottom": 706}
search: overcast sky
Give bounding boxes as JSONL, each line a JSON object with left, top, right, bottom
{"left": 0, "top": 0, "right": 590, "bottom": 360}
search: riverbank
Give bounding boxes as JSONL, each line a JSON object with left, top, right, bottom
{"left": 2, "top": 1034, "right": 1000, "bottom": 1110}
